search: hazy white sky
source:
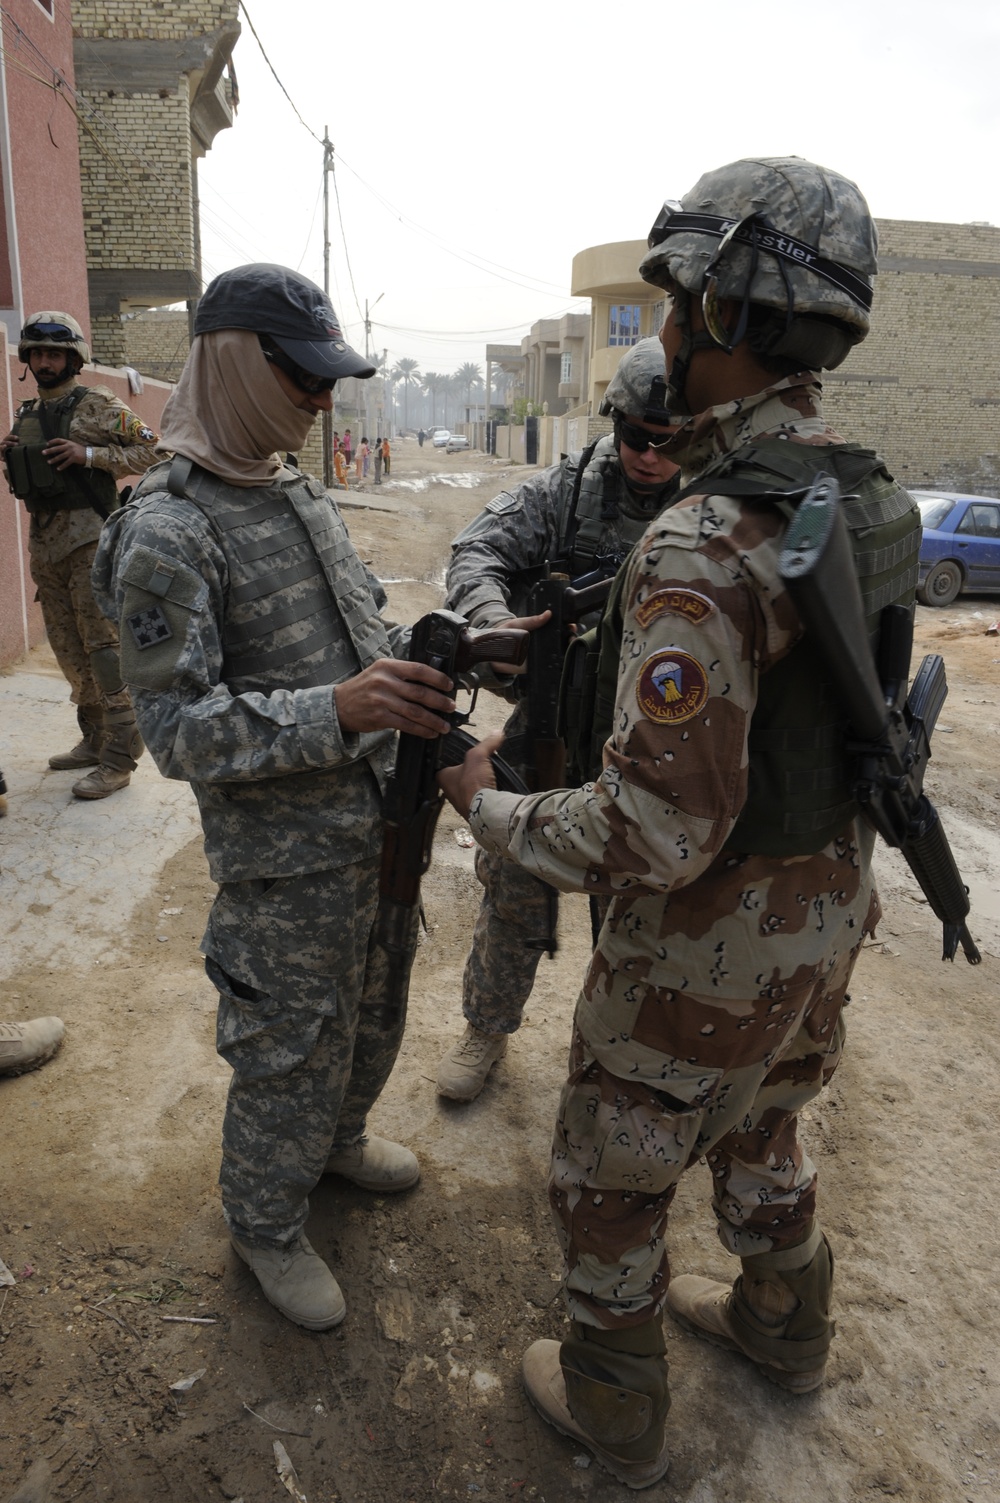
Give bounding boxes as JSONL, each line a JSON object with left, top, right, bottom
{"left": 197, "top": 0, "right": 1000, "bottom": 376}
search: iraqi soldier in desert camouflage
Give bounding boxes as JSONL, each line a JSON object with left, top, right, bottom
{"left": 440, "top": 157, "right": 921, "bottom": 1487}
{"left": 1, "top": 314, "right": 158, "bottom": 798}
{"left": 93, "top": 265, "right": 457, "bottom": 1333}
{"left": 437, "top": 339, "right": 680, "bottom": 1102}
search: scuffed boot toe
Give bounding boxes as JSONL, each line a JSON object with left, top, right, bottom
{"left": 72, "top": 765, "right": 132, "bottom": 800}
{"left": 521, "top": 1340, "right": 669, "bottom": 1490}
{"left": 436, "top": 1024, "right": 508, "bottom": 1101}
{"left": 231, "top": 1234, "right": 346, "bottom": 1330}
{"left": 0, "top": 1017, "right": 65, "bottom": 1077}
{"left": 324, "top": 1135, "right": 419, "bottom": 1191}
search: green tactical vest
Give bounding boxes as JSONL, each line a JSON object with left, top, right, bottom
{"left": 558, "top": 438, "right": 921, "bottom": 857}
{"left": 7, "top": 388, "right": 118, "bottom": 517}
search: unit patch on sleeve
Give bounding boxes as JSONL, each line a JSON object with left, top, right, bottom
{"left": 127, "top": 604, "right": 173, "bottom": 650}
{"left": 636, "top": 649, "right": 709, "bottom": 725}
{"left": 635, "top": 587, "right": 716, "bottom": 630}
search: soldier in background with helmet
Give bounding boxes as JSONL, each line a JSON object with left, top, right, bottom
{"left": 92, "top": 264, "right": 457, "bottom": 1334}
{"left": 439, "top": 157, "right": 920, "bottom": 1486}
{"left": 436, "top": 338, "right": 680, "bottom": 1103}
{"left": 0, "top": 313, "right": 158, "bottom": 799}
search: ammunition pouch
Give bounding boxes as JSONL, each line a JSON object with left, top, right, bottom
{"left": 8, "top": 390, "right": 118, "bottom": 518}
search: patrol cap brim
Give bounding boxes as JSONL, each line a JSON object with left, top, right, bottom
{"left": 194, "top": 262, "right": 377, "bottom": 381}
{"left": 271, "top": 333, "right": 377, "bottom": 381}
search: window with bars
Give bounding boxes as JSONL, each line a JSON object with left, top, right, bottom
{"left": 560, "top": 352, "right": 572, "bottom": 382}
{"left": 608, "top": 304, "right": 641, "bottom": 347}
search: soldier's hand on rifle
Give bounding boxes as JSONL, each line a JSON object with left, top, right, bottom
{"left": 334, "top": 658, "right": 456, "bottom": 739}
{"left": 486, "top": 609, "right": 551, "bottom": 674}
{"left": 437, "top": 731, "right": 504, "bottom": 819}
{"left": 43, "top": 438, "right": 88, "bottom": 471}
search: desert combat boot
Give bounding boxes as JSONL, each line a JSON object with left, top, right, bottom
{"left": 437, "top": 1022, "right": 508, "bottom": 1101}
{"left": 324, "top": 1134, "right": 420, "bottom": 1190}
{"left": 231, "top": 1234, "right": 346, "bottom": 1331}
{"left": 666, "top": 1220, "right": 834, "bottom": 1392}
{"left": 72, "top": 705, "right": 144, "bottom": 800}
{"left": 0, "top": 1017, "right": 65, "bottom": 1076}
{"left": 48, "top": 705, "right": 103, "bottom": 771}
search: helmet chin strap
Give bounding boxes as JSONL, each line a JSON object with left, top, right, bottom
{"left": 664, "top": 289, "right": 716, "bottom": 417}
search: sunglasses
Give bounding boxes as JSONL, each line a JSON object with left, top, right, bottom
{"left": 260, "top": 338, "right": 336, "bottom": 395}
{"left": 23, "top": 323, "right": 77, "bottom": 342}
{"left": 617, "top": 419, "right": 674, "bottom": 454}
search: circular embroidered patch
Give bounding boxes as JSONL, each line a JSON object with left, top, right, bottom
{"left": 636, "top": 650, "right": 709, "bottom": 725}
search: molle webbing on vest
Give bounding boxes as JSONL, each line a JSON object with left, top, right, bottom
{"left": 562, "top": 437, "right": 624, "bottom": 574}
{"left": 9, "top": 388, "right": 117, "bottom": 516}
{"left": 722, "top": 442, "right": 920, "bottom": 855}
{"left": 164, "top": 458, "right": 388, "bottom": 696}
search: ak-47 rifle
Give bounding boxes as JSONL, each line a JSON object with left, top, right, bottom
{"left": 523, "top": 567, "right": 616, "bottom": 791}
{"left": 375, "top": 609, "right": 530, "bottom": 1028}
{"left": 508, "top": 566, "right": 616, "bottom": 959}
{"left": 778, "top": 474, "right": 981, "bottom": 965}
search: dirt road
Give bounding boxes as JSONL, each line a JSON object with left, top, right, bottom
{"left": 1, "top": 439, "right": 997, "bottom": 1503}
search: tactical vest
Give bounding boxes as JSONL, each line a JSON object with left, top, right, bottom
{"left": 158, "top": 456, "right": 390, "bottom": 697}
{"left": 8, "top": 388, "right": 118, "bottom": 517}
{"left": 558, "top": 434, "right": 672, "bottom": 578}
{"left": 559, "top": 438, "right": 921, "bottom": 856}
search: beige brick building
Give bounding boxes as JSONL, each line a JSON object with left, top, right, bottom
{"left": 822, "top": 220, "right": 1000, "bottom": 490}
{"left": 72, "top": 0, "right": 240, "bottom": 366}
{"left": 571, "top": 221, "right": 1000, "bottom": 490}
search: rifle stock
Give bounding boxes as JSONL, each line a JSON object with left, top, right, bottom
{"left": 779, "top": 475, "right": 980, "bottom": 964}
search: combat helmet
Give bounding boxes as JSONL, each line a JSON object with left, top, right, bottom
{"left": 599, "top": 337, "right": 670, "bottom": 426}
{"left": 640, "top": 157, "right": 877, "bottom": 409}
{"left": 18, "top": 312, "right": 90, "bottom": 368}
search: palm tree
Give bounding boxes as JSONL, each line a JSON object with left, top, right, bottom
{"left": 421, "top": 371, "right": 444, "bottom": 425}
{"left": 456, "top": 361, "right": 482, "bottom": 423}
{"left": 392, "top": 357, "right": 420, "bottom": 431}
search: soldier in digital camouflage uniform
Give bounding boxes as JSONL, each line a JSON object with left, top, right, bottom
{"left": 437, "top": 339, "right": 680, "bottom": 1102}
{"left": 440, "top": 158, "right": 921, "bottom": 1487}
{"left": 1, "top": 313, "right": 158, "bottom": 798}
{"left": 93, "top": 265, "right": 457, "bottom": 1333}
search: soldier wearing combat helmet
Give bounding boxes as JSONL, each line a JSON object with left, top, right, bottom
{"left": 439, "top": 158, "right": 919, "bottom": 1485}
{"left": 436, "top": 338, "right": 680, "bottom": 1103}
{"left": 1, "top": 312, "right": 159, "bottom": 798}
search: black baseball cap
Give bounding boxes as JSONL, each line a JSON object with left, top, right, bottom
{"left": 195, "top": 263, "right": 377, "bottom": 380}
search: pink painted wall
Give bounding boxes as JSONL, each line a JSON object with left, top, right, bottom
{"left": 1, "top": 1, "right": 91, "bottom": 336}
{"left": 0, "top": 347, "right": 172, "bottom": 668}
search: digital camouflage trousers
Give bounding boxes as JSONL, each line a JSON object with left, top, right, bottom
{"left": 204, "top": 859, "right": 408, "bottom": 1249}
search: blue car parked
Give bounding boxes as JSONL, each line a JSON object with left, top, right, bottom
{"left": 914, "top": 490, "right": 1000, "bottom": 606}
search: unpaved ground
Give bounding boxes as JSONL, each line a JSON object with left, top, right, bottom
{"left": 1, "top": 438, "right": 998, "bottom": 1503}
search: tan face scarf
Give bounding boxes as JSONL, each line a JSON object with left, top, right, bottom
{"left": 157, "top": 328, "right": 317, "bottom": 486}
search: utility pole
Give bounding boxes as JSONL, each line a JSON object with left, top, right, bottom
{"left": 363, "top": 293, "right": 383, "bottom": 449}
{"left": 321, "top": 128, "right": 334, "bottom": 488}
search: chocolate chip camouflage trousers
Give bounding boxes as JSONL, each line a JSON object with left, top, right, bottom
{"left": 205, "top": 859, "right": 409, "bottom": 1249}
{"left": 29, "top": 542, "right": 131, "bottom": 714}
{"left": 461, "top": 703, "right": 559, "bottom": 1033}
{"left": 550, "top": 935, "right": 860, "bottom": 1329}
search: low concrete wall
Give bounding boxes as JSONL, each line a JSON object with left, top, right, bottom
{"left": 0, "top": 355, "right": 173, "bottom": 669}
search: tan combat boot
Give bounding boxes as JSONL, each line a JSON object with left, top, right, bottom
{"left": 48, "top": 706, "right": 103, "bottom": 770}
{"left": 231, "top": 1234, "right": 346, "bottom": 1330}
{"left": 436, "top": 1023, "right": 508, "bottom": 1101}
{"left": 0, "top": 1017, "right": 65, "bottom": 1077}
{"left": 523, "top": 1318, "right": 670, "bottom": 1490}
{"left": 666, "top": 1220, "right": 834, "bottom": 1392}
{"left": 72, "top": 705, "right": 144, "bottom": 800}
{"left": 324, "top": 1134, "right": 420, "bottom": 1190}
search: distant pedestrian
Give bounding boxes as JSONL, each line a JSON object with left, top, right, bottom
{"left": 373, "top": 439, "right": 383, "bottom": 485}
{"left": 381, "top": 436, "right": 390, "bottom": 476}
{"left": 417, "top": 428, "right": 426, "bottom": 447}
{"left": 357, "top": 437, "right": 369, "bottom": 481}
{"left": 342, "top": 428, "right": 352, "bottom": 465}
{"left": 333, "top": 430, "right": 340, "bottom": 452}
{"left": 333, "top": 445, "right": 349, "bottom": 489}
